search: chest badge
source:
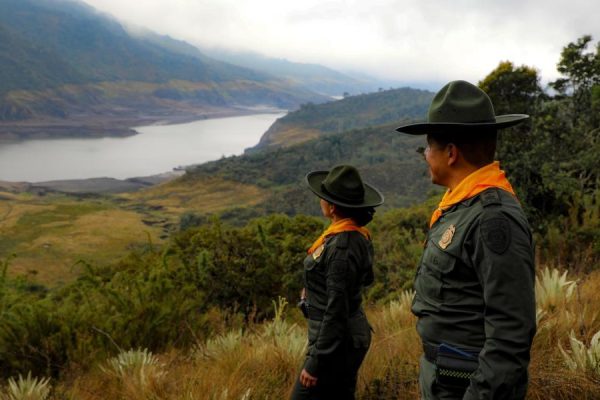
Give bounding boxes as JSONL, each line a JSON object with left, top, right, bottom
{"left": 312, "top": 244, "right": 325, "bottom": 260}
{"left": 438, "top": 224, "right": 456, "bottom": 250}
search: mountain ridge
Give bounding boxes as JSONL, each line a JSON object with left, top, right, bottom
{"left": 0, "top": 0, "right": 327, "bottom": 131}
{"left": 251, "top": 87, "right": 434, "bottom": 150}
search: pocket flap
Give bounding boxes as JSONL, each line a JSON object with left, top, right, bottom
{"left": 424, "top": 244, "right": 455, "bottom": 274}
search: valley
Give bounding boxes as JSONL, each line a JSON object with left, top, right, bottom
{"left": 0, "top": 85, "right": 436, "bottom": 286}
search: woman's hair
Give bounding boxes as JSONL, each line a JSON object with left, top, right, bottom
{"left": 335, "top": 205, "right": 376, "bottom": 226}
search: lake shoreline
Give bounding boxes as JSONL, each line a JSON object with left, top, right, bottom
{"left": 0, "top": 170, "right": 185, "bottom": 196}
{"left": 0, "top": 111, "right": 285, "bottom": 192}
{"left": 0, "top": 105, "right": 285, "bottom": 144}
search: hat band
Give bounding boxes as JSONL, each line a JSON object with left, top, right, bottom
{"left": 321, "top": 183, "right": 364, "bottom": 205}
{"left": 429, "top": 116, "right": 497, "bottom": 124}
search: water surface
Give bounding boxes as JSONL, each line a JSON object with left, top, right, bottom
{"left": 0, "top": 112, "right": 284, "bottom": 182}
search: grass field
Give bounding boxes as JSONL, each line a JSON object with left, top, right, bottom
{"left": 261, "top": 124, "right": 323, "bottom": 148}
{"left": 123, "top": 175, "right": 268, "bottom": 215}
{"left": 0, "top": 192, "right": 162, "bottom": 285}
{"left": 0, "top": 175, "right": 267, "bottom": 286}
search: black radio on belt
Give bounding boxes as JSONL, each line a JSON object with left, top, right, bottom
{"left": 425, "top": 342, "right": 479, "bottom": 388}
{"left": 297, "top": 298, "right": 309, "bottom": 319}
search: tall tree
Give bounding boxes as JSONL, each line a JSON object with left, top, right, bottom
{"left": 478, "top": 45, "right": 599, "bottom": 228}
{"left": 551, "top": 35, "right": 600, "bottom": 95}
{"left": 478, "top": 62, "right": 546, "bottom": 219}
{"left": 550, "top": 35, "right": 600, "bottom": 128}
{"left": 479, "top": 61, "right": 542, "bottom": 115}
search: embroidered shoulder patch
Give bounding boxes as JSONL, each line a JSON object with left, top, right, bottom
{"left": 312, "top": 244, "right": 325, "bottom": 260}
{"left": 481, "top": 217, "right": 511, "bottom": 254}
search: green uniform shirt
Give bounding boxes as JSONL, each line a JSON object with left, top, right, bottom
{"left": 303, "top": 231, "right": 374, "bottom": 376}
{"left": 412, "top": 188, "right": 536, "bottom": 399}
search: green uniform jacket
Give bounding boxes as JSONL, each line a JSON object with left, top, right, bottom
{"left": 412, "top": 188, "right": 536, "bottom": 399}
{"left": 303, "top": 231, "right": 374, "bottom": 376}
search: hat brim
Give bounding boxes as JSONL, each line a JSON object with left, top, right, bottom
{"left": 395, "top": 114, "right": 530, "bottom": 135}
{"left": 306, "top": 171, "right": 384, "bottom": 208}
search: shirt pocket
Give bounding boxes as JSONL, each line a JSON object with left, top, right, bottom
{"left": 416, "top": 244, "right": 456, "bottom": 307}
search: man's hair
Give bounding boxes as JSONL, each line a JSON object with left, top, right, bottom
{"left": 428, "top": 129, "right": 498, "bottom": 167}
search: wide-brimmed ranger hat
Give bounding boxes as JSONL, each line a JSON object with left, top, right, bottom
{"left": 395, "top": 80, "right": 529, "bottom": 135}
{"left": 306, "top": 165, "right": 384, "bottom": 208}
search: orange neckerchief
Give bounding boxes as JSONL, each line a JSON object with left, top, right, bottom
{"left": 429, "top": 161, "right": 516, "bottom": 227}
{"left": 307, "top": 218, "right": 370, "bottom": 254}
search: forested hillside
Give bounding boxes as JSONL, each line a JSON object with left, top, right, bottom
{"left": 253, "top": 87, "right": 433, "bottom": 149}
{"left": 185, "top": 122, "right": 432, "bottom": 221}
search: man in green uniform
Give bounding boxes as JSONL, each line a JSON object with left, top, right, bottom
{"left": 395, "top": 80, "right": 536, "bottom": 399}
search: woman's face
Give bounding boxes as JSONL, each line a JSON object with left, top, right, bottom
{"left": 320, "top": 198, "right": 334, "bottom": 219}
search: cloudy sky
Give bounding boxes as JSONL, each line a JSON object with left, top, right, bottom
{"left": 82, "top": 0, "right": 598, "bottom": 88}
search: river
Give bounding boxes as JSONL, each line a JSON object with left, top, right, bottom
{"left": 0, "top": 112, "right": 285, "bottom": 182}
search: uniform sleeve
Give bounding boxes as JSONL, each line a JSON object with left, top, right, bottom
{"left": 463, "top": 211, "right": 536, "bottom": 400}
{"left": 304, "top": 256, "right": 354, "bottom": 376}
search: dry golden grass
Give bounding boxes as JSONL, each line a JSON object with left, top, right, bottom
{"left": 0, "top": 194, "right": 163, "bottom": 285}
{"left": 1, "top": 176, "right": 267, "bottom": 287}
{"left": 266, "top": 126, "right": 322, "bottom": 148}
{"left": 528, "top": 268, "right": 600, "bottom": 399}
{"left": 358, "top": 291, "right": 421, "bottom": 399}
{"left": 54, "top": 294, "right": 422, "bottom": 400}
{"left": 0, "top": 196, "right": 54, "bottom": 229}
{"left": 49, "top": 271, "right": 600, "bottom": 400}
{"left": 123, "top": 176, "right": 268, "bottom": 215}
{"left": 1, "top": 175, "right": 265, "bottom": 284}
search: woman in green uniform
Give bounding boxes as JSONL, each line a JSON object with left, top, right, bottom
{"left": 290, "top": 164, "right": 384, "bottom": 400}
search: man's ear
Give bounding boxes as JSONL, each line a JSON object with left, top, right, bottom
{"left": 329, "top": 203, "right": 337, "bottom": 215}
{"left": 447, "top": 143, "right": 459, "bottom": 166}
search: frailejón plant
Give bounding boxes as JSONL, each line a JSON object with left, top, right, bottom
{"left": 3, "top": 372, "right": 51, "bottom": 400}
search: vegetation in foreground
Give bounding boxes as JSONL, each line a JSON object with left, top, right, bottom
{"left": 3, "top": 266, "right": 600, "bottom": 399}
{"left": 1, "top": 188, "right": 598, "bottom": 398}
{"left": 59, "top": 270, "right": 600, "bottom": 399}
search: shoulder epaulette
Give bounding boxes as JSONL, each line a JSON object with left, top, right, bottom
{"left": 480, "top": 188, "right": 502, "bottom": 207}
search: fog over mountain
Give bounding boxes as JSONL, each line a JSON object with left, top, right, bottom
{"left": 82, "top": 0, "right": 599, "bottom": 86}
{"left": 0, "top": 0, "right": 335, "bottom": 128}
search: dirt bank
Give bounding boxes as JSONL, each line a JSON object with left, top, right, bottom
{"left": 0, "top": 171, "right": 185, "bottom": 196}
